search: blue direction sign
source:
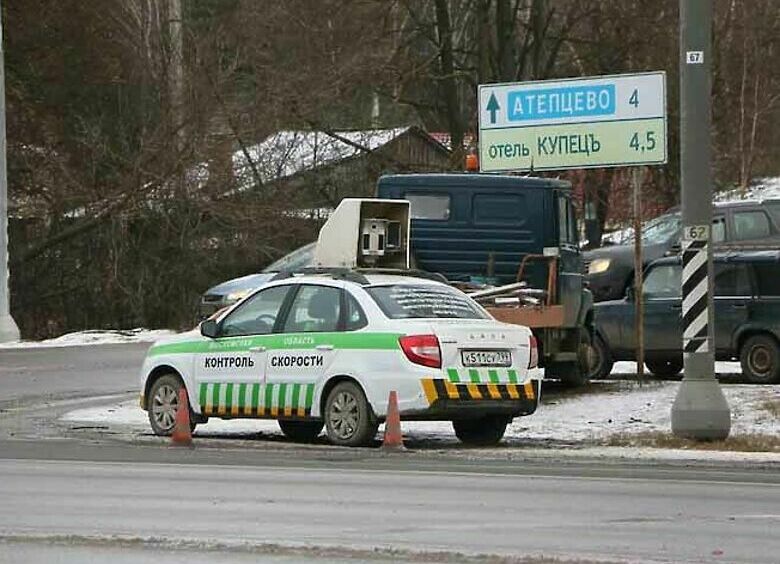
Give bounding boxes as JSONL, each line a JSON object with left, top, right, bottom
{"left": 478, "top": 72, "right": 667, "bottom": 172}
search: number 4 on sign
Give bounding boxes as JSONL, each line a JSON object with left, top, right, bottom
{"left": 629, "top": 89, "right": 639, "bottom": 108}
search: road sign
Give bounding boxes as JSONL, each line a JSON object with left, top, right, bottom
{"left": 478, "top": 72, "right": 667, "bottom": 172}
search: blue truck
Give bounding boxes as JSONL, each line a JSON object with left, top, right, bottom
{"left": 376, "top": 173, "right": 594, "bottom": 387}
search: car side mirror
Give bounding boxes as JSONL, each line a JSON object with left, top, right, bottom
{"left": 625, "top": 286, "right": 635, "bottom": 301}
{"left": 200, "top": 319, "right": 219, "bottom": 338}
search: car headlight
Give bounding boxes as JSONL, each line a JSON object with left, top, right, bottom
{"left": 588, "top": 258, "right": 611, "bottom": 275}
{"left": 226, "top": 289, "right": 252, "bottom": 302}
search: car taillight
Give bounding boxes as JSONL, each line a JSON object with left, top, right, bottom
{"left": 528, "top": 334, "right": 539, "bottom": 369}
{"left": 399, "top": 334, "right": 441, "bottom": 368}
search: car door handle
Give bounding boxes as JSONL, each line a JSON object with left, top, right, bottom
{"left": 732, "top": 303, "right": 747, "bottom": 309}
{"left": 316, "top": 344, "right": 334, "bottom": 351}
{"left": 670, "top": 304, "right": 682, "bottom": 310}
{"left": 249, "top": 345, "right": 267, "bottom": 353}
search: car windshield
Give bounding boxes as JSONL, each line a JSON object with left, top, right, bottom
{"left": 366, "top": 284, "right": 489, "bottom": 320}
{"left": 640, "top": 213, "right": 681, "bottom": 244}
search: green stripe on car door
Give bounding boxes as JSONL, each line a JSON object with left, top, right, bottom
{"left": 149, "top": 332, "right": 403, "bottom": 356}
{"left": 238, "top": 383, "right": 247, "bottom": 409}
{"left": 291, "top": 383, "right": 301, "bottom": 411}
{"left": 211, "top": 383, "right": 220, "bottom": 410}
{"left": 265, "top": 383, "right": 274, "bottom": 412}
{"left": 305, "top": 384, "right": 315, "bottom": 410}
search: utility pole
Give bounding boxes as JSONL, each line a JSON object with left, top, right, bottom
{"left": 0, "top": 2, "right": 20, "bottom": 343}
{"left": 671, "top": 0, "right": 730, "bottom": 440}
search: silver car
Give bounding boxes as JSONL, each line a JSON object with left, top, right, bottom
{"left": 198, "top": 242, "right": 315, "bottom": 319}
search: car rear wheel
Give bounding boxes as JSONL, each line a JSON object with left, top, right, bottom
{"left": 324, "top": 381, "right": 378, "bottom": 447}
{"left": 740, "top": 335, "right": 780, "bottom": 384}
{"left": 645, "top": 359, "right": 683, "bottom": 378}
{"left": 588, "top": 334, "right": 614, "bottom": 380}
{"left": 278, "top": 420, "right": 324, "bottom": 443}
{"left": 148, "top": 374, "right": 197, "bottom": 436}
{"left": 453, "top": 415, "right": 509, "bottom": 446}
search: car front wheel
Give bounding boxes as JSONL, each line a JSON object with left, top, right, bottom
{"left": 324, "top": 381, "right": 378, "bottom": 447}
{"left": 740, "top": 335, "right": 780, "bottom": 384}
{"left": 452, "top": 415, "right": 509, "bottom": 446}
{"left": 148, "top": 374, "right": 196, "bottom": 436}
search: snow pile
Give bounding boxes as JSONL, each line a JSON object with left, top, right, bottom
{"left": 714, "top": 176, "right": 780, "bottom": 203}
{"left": 0, "top": 328, "right": 176, "bottom": 349}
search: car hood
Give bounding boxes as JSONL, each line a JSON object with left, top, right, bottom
{"left": 149, "top": 328, "right": 201, "bottom": 348}
{"left": 583, "top": 241, "right": 670, "bottom": 264}
{"left": 205, "top": 273, "right": 276, "bottom": 296}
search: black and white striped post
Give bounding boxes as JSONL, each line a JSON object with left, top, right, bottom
{"left": 671, "top": 0, "right": 730, "bottom": 440}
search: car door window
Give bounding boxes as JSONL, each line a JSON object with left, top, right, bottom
{"left": 220, "top": 285, "right": 291, "bottom": 337}
{"left": 714, "top": 264, "right": 752, "bottom": 297}
{"left": 711, "top": 216, "right": 726, "bottom": 242}
{"left": 283, "top": 285, "right": 342, "bottom": 333}
{"left": 406, "top": 194, "right": 451, "bottom": 220}
{"left": 733, "top": 211, "right": 771, "bottom": 240}
{"left": 643, "top": 265, "right": 681, "bottom": 299}
{"left": 344, "top": 292, "right": 368, "bottom": 331}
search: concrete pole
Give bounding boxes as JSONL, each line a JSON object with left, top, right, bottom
{"left": 0, "top": 2, "right": 20, "bottom": 343}
{"left": 671, "top": 0, "right": 730, "bottom": 440}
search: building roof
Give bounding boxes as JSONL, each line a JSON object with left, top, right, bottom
{"left": 231, "top": 126, "right": 426, "bottom": 190}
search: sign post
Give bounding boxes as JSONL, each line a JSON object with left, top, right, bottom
{"left": 632, "top": 167, "right": 645, "bottom": 385}
{"left": 671, "top": 0, "right": 730, "bottom": 440}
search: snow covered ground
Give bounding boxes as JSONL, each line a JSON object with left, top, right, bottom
{"left": 0, "top": 328, "right": 176, "bottom": 349}
{"left": 61, "top": 360, "right": 780, "bottom": 460}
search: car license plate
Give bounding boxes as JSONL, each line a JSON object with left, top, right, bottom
{"left": 460, "top": 350, "right": 512, "bottom": 367}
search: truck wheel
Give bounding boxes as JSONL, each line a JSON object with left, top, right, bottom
{"left": 740, "top": 335, "right": 780, "bottom": 384}
{"left": 148, "top": 374, "right": 197, "bottom": 436}
{"left": 645, "top": 359, "right": 683, "bottom": 378}
{"left": 588, "top": 334, "right": 614, "bottom": 380}
{"left": 452, "top": 415, "right": 508, "bottom": 446}
{"left": 324, "top": 381, "right": 378, "bottom": 447}
{"left": 547, "top": 330, "right": 592, "bottom": 387}
{"left": 278, "top": 420, "right": 324, "bottom": 443}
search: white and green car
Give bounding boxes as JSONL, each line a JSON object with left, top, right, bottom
{"left": 140, "top": 272, "right": 541, "bottom": 447}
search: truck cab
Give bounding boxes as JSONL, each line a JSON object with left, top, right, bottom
{"left": 376, "top": 173, "right": 594, "bottom": 386}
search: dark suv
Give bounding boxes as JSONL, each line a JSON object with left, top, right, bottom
{"left": 591, "top": 250, "right": 780, "bottom": 383}
{"left": 584, "top": 200, "right": 780, "bottom": 302}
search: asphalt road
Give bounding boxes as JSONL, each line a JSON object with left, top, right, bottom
{"left": 0, "top": 343, "right": 148, "bottom": 404}
{"left": 2, "top": 456, "right": 780, "bottom": 563}
{"left": 2, "top": 343, "right": 780, "bottom": 563}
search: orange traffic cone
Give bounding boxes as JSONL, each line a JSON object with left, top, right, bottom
{"left": 171, "top": 387, "right": 193, "bottom": 447}
{"left": 381, "top": 390, "right": 405, "bottom": 450}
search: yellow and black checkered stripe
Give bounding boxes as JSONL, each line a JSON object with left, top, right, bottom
{"left": 421, "top": 378, "right": 539, "bottom": 405}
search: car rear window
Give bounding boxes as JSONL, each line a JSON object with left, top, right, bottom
{"left": 366, "top": 284, "right": 489, "bottom": 319}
